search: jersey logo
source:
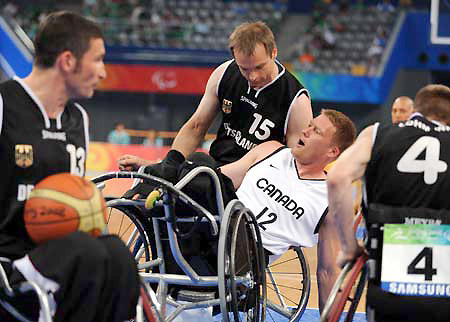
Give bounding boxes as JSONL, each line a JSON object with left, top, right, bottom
{"left": 222, "top": 99, "right": 232, "bottom": 114}
{"left": 15, "top": 144, "right": 33, "bottom": 168}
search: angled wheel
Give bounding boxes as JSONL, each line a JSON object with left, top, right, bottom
{"left": 105, "top": 200, "right": 156, "bottom": 273}
{"left": 320, "top": 253, "right": 368, "bottom": 322}
{"left": 265, "top": 247, "right": 310, "bottom": 322}
{"left": 218, "top": 200, "right": 266, "bottom": 322}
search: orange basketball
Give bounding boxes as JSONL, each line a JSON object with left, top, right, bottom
{"left": 24, "top": 173, "right": 107, "bottom": 244}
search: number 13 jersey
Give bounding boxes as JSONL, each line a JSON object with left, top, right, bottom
{"left": 236, "top": 147, "right": 328, "bottom": 256}
{"left": 365, "top": 113, "right": 450, "bottom": 209}
{"left": 0, "top": 77, "right": 89, "bottom": 257}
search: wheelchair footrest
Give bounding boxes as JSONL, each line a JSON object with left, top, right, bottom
{"left": 177, "top": 289, "right": 216, "bottom": 302}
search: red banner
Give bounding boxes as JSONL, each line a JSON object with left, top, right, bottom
{"left": 98, "top": 64, "right": 214, "bottom": 94}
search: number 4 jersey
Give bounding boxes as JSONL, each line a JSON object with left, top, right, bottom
{"left": 0, "top": 77, "right": 89, "bottom": 257}
{"left": 365, "top": 113, "right": 450, "bottom": 209}
{"left": 236, "top": 147, "right": 328, "bottom": 256}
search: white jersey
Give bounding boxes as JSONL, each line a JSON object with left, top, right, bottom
{"left": 236, "top": 147, "right": 328, "bottom": 255}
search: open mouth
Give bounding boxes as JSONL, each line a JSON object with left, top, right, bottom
{"left": 298, "top": 139, "right": 305, "bottom": 146}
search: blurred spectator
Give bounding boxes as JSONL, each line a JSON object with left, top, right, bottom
{"left": 377, "top": 0, "right": 395, "bottom": 12}
{"left": 108, "top": 122, "right": 130, "bottom": 145}
{"left": 143, "top": 129, "right": 164, "bottom": 147}
{"left": 391, "top": 96, "right": 414, "bottom": 124}
{"left": 2, "top": 2, "right": 18, "bottom": 17}
{"left": 368, "top": 27, "right": 387, "bottom": 58}
{"left": 298, "top": 45, "right": 315, "bottom": 69}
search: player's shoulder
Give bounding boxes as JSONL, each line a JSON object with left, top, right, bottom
{"left": 276, "top": 63, "right": 305, "bottom": 93}
{"left": 254, "top": 141, "right": 286, "bottom": 160}
{"left": 0, "top": 79, "right": 20, "bottom": 94}
{"left": 214, "top": 59, "right": 235, "bottom": 75}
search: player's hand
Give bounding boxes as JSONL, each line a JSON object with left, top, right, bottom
{"left": 336, "top": 243, "right": 365, "bottom": 268}
{"left": 118, "top": 155, "right": 150, "bottom": 171}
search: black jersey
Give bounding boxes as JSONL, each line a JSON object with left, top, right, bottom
{"left": 0, "top": 78, "right": 89, "bottom": 258}
{"left": 365, "top": 113, "right": 450, "bottom": 209}
{"left": 210, "top": 60, "right": 308, "bottom": 165}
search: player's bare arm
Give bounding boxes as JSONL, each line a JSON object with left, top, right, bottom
{"left": 285, "top": 93, "right": 312, "bottom": 148}
{"left": 221, "top": 140, "right": 283, "bottom": 189}
{"left": 316, "top": 212, "right": 341, "bottom": 313}
{"left": 327, "top": 125, "right": 374, "bottom": 267}
{"left": 171, "top": 62, "right": 231, "bottom": 157}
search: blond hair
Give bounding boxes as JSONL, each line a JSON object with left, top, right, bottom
{"left": 321, "top": 109, "right": 356, "bottom": 154}
{"left": 228, "top": 21, "right": 276, "bottom": 57}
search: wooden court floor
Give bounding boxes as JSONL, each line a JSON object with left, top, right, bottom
{"left": 100, "top": 177, "right": 366, "bottom": 317}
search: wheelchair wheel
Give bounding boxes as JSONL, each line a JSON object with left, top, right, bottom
{"left": 218, "top": 200, "right": 267, "bottom": 322}
{"left": 265, "top": 247, "right": 310, "bottom": 322}
{"left": 106, "top": 202, "right": 155, "bottom": 273}
{"left": 320, "top": 253, "right": 368, "bottom": 322}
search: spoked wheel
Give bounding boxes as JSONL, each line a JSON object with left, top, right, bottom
{"left": 265, "top": 247, "right": 310, "bottom": 322}
{"left": 106, "top": 201, "right": 155, "bottom": 273}
{"left": 320, "top": 253, "right": 368, "bottom": 322}
{"left": 218, "top": 200, "right": 267, "bottom": 322}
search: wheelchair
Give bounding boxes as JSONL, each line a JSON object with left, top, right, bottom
{"left": 93, "top": 168, "right": 311, "bottom": 322}
{"left": 320, "top": 204, "right": 450, "bottom": 322}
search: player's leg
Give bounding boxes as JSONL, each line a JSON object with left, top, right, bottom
{"left": 12, "top": 231, "right": 139, "bottom": 322}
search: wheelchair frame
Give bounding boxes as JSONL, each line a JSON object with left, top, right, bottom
{"left": 93, "top": 169, "right": 267, "bottom": 322}
{"left": 94, "top": 169, "right": 312, "bottom": 322}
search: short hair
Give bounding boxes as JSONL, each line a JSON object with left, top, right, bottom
{"left": 321, "top": 109, "right": 356, "bottom": 154}
{"left": 392, "top": 96, "right": 413, "bottom": 110}
{"left": 228, "top": 21, "right": 276, "bottom": 57}
{"left": 414, "top": 84, "right": 450, "bottom": 124}
{"left": 34, "top": 11, "right": 104, "bottom": 68}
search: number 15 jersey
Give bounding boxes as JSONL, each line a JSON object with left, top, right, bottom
{"left": 236, "top": 147, "right": 328, "bottom": 256}
{"left": 365, "top": 113, "right": 450, "bottom": 209}
{"left": 0, "top": 78, "right": 89, "bottom": 258}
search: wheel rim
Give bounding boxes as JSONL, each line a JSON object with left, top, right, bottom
{"left": 265, "top": 247, "right": 310, "bottom": 322}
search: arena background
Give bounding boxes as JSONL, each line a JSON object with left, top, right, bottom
{"left": 0, "top": 0, "right": 449, "bottom": 321}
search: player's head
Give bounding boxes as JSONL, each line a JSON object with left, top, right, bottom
{"left": 414, "top": 84, "right": 450, "bottom": 125}
{"left": 34, "top": 11, "right": 104, "bottom": 69}
{"left": 34, "top": 11, "right": 106, "bottom": 98}
{"left": 228, "top": 21, "right": 278, "bottom": 89}
{"left": 322, "top": 109, "right": 356, "bottom": 155}
{"left": 292, "top": 109, "right": 356, "bottom": 165}
{"left": 391, "top": 96, "right": 414, "bottom": 124}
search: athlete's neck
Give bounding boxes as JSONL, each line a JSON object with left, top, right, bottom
{"left": 22, "top": 68, "right": 69, "bottom": 118}
{"left": 295, "top": 159, "right": 327, "bottom": 180}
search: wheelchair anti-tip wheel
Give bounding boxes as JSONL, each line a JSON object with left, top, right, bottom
{"left": 218, "top": 200, "right": 267, "bottom": 322}
{"left": 265, "top": 247, "right": 311, "bottom": 322}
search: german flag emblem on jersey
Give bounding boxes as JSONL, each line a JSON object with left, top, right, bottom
{"left": 222, "top": 99, "right": 232, "bottom": 114}
{"left": 15, "top": 145, "right": 33, "bottom": 168}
